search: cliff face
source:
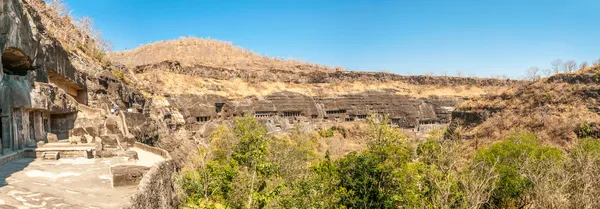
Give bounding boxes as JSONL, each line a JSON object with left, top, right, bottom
{"left": 132, "top": 60, "right": 517, "bottom": 86}
{"left": 0, "top": 0, "right": 85, "bottom": 85}
{"left": 162, "top": 91, "right": 460, "bottom": 130}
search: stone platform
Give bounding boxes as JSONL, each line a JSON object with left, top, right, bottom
{"left": 0, "top": 147, "right": 165, "bottom": 208}
{"left": 23, "top": 143, "right": 96, "bottom": 159}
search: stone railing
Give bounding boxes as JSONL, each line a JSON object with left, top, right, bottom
{"left": 121, "top": 142, "right": 176, "bottom": 209}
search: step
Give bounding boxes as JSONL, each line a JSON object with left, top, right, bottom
{"left": 43, "top": 151, "right": 60, "bottom": 160}
{"left": 43, "top": 142, "right": 96, "bottom": 148}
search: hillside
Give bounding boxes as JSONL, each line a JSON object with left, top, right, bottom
{"left": 449, "top": 65, "right": 600, "bottom": 147}
{"left": 104, "top": 37, "right": 524, "bottom": 169}
{"left": 110, "top": 38, "right": 519, "bottom": 101}
{"left": 109, "top": 37, "right": 332, "bottom": 71}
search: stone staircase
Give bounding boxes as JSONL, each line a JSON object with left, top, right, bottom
{"left": 37, "top": 104, "right": 135, "bottom": 159}
{"left": 102, "top": 111, "right": 135, "bottom": 150}
{"left": 28, "top": 142, "right": 95, "bottom": 159}
{"left": 42, "top": 151, "right": 60, "bottom": 160}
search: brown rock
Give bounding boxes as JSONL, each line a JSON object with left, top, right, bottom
{"left": 109, "top": 165, "right": 150, "bottom": 187}
{"left": 47, "top": 133, "right": 58, "bottom": 143}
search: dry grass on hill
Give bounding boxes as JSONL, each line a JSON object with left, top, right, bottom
{"left": 24, "top": 0, "right": 110, "bottom": 65}
{"left": 109, "top": 37, "right": 334, "bottom": 72}
{"left": 453, "top": 65, "right": 600, "bottom": 147}
{"left": 131, "top": 70, "right": 505, "bottom": 99}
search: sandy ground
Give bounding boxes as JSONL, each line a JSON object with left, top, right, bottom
{"left": 0, "top": 149, "right": 164, "bottom": 209}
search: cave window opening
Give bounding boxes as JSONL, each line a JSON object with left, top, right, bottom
{"left": 215, "top": 103, "right": 224, "bottom": 113}
{"left": 283, "top": 111, "right": 301, "bottom": 117}
{"left": 326, "top": 109, "right": 347, "bottom": 115}
{"left": 196, "top": 116, "right": 210, "bottom": 122}
{"left": 254, "top": 111, "right": 273, "bottom": 118}
{"left": 2, "top": 47, "right": 32, "bottom": 76}
{"left": 356, "top": 114, "right": 368, "bottom": 119}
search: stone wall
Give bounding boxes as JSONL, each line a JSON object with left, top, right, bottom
{"left": 122, "top": 142, "right": 175, "bottom": 209}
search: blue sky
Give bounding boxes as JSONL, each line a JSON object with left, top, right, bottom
{"left": 65, "top": 0, "right": 600, "bottom": 78}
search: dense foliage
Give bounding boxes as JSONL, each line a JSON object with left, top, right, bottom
{"left": 176, "top": 117, "right": 600, "bottom": 209}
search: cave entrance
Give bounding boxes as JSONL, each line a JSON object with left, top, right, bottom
{"left": 2, "top": 47, "right": 32, "bottom": 76}
{"left": 215, "top": 103, "right": 224, "bottom": 113}
{"left": 49, "top": 112, "right": 76, "bottom": 141}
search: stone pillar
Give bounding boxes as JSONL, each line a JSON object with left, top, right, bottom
{"left": 13, "top": 108, "right": 25, "bottom": 150}
{"left": 0, "top": 53, "right": 3, "bottom": 81}
{"left": 12, "top": 109, "right": 17, "bottom": 151}
{"left": 34, "top": 111, "right": 43, "bottom": 141}
{"left": 0, "top": 116, "right": 3, "bottom": 155}
{"left": 1, "top": 116, "right": 10, "bottom": 154}
{"left": 23, "top": 110, "right": 35, "bottom": 147}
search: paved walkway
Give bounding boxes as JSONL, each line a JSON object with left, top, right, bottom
{"left": 0, "top": 149, "right": 164, "bottom": 208}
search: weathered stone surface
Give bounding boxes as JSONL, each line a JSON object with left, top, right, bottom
{"left": 100, "top": 134, "right": 122, "bottom": 148}
{"left": 105, "top": 118, "right": 122, "bottom": 134}
{"left": 47, "top": 133, "right": 58, "bottom": 143}
{"left": 121, "top": 134, "right": 135, "bottom": 148}
{"left": 69, "top": 136, "right": 81, "bottom": 144}
{"left": 83, "top": 134, "right": 95, "bottom": 143}
{"left": 42, "top": 151, "right": 60, "bottom": 160}
{"left": 166, "top": 91, "right": 462, "bottom": 130}
{"left": 123, "top": 150, "right": 139, "bottom": 161}
{"left": 109, "top": 165, "right": 150, "bottom": 187}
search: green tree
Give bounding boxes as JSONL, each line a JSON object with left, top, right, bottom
{"left": 472, "top": 133, "right": 563, "bottom": 208}
{"left": 332, "top": 115, "right": 420, "bottom": 208}
{"left": 176, "top": 125, "right": 238, "bottom": 207}
{"left": 230, "top": 117, "right": 276, "bottom": 208}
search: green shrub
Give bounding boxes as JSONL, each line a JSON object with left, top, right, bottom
{"left": 331, "top": 126, "right": 348, "bottom": 138}
{"left": 111, "top": 69, "right": 124, "bottom": 80}
{"left": 319, "top": 128, "right": 334, "bottom": 138}
{"left": 473, "top": 133, "right": 563, "bottom": 208}
{"left": 577, "top": 123, "right": 593, "bottom": 138}
{"left": 571, "top": 137, "right": 600, "bottom": 159}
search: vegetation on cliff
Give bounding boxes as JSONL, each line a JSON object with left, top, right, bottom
{"left": 175, "top": 117, "right": 600, "bottom": 208}
{"left": 25, "top": 0, "right": 112, "bottom": 65}
{"left": 451, "top": 64, "right": 600, "bottom": 148}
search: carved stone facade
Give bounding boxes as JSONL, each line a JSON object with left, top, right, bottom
{"left": 0, "top": 0, "right": 83, "bottom": 155}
